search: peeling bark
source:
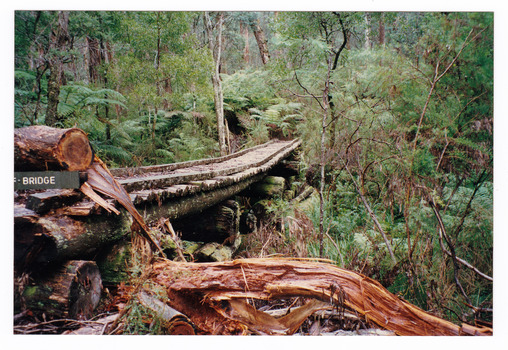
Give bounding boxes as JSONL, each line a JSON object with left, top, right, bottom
{"left": 148, "top": 258, "right": 492, "bottom": 336}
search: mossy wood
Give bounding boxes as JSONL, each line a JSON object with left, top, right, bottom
{"left": 20, "top": 260, "right": 102, "bottom": 320}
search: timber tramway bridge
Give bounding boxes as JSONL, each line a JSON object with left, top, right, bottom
{"left": 14, "top": 136, "right": 302, "bottom": 271}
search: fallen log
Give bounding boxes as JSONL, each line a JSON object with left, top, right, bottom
{"left": 14, "top": 126, "right": 94, "bottom": 171}
{"left": 14, "top": 209, "right": 132, "bottom": 272}
{"left": 148, "top": 258, "right": 493, "bottom": 336}
{"left": 20, "top": 260, "right": 102, "bottom": 320}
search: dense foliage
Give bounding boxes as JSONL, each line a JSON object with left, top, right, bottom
{"left": 14, "top": 11, "right": 493, "bottom": 326}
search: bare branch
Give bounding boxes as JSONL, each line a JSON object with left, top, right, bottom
{"left": 293, "top": 70, "right": 324, "bottom": 110}
{"left": 429, "top": 200, "right": 492, "bottom": 283}
{"left": 342, "top": 159, "right": 397, "bottom": 264}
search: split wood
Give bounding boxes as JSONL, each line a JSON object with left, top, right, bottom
{"left": 148, "top": 257, "right": 492, "bottom": 336}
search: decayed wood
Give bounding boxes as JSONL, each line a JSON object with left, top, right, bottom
{"left": 15, "top": 210, "right": 132, "bottom": 271}
{"left": 14, "top": 137, "right": 301, "bottom": 271}
{"left": 171, "top": 199, "right": 240, "bottom": 245}
{"left": 148, "top": 258, "right": 493, "bottom": 336}
{"left": 137, "top": 291, "right": 195, "bottom": 335}
{"left": 139, "top": 174, "right": 264, "bottom": 223}
{"left": 83, "top": 156, "right": 163, "bottom": 254}
{"left": 21, "top": 260, "right": 102, "bottom": 320}
{"left": 14, "top": 126, "right": 94, "bottom": 171}
{"left": 25, "top": 189, "right": 83, "bottom": 214}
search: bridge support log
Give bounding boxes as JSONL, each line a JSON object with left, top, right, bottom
{"left": 15, "top": 208, "right": 132, "bottom": 272}
{"left": 172, "top": 199, "right": 240, "bottom": 245}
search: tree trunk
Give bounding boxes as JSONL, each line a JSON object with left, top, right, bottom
{"left": 14, "top": 207, "right": 132, "bottom": 272}
{"left": 172, "top": 199, "right": 240, "bottom": 245}
{"left": 378, "top": 13, "right": 385, "bottom": 47}
{"left": 19, "top": 260, "right": 102, "bottom": 320}
{"left": 204, "top": 12, "right": 227, "bottom": 156}
{"left": 364, "top": 12, "right": 371, "bottom": 50}
{"left": 147, "top": 258, "right": 492, "bottom": 336}
{"left": 137, "top": 291, "right": 195, "bottom": 335}
{"left": 250, "top": 19, "right": 270, "bottom": 65}
{"left": 241, "top": 21, "right": 250, "bottom": 64}
{"left": 14, "top": 125, "right": 94, "bottom": 171}
{"left": 45, "top": 11, "right": 70, "bottom": 126}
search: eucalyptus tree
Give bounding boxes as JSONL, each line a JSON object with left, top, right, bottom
{"left": 204, "top": 11, "right": 227, "bottom": 156}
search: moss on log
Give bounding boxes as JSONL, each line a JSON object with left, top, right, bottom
{"left": 20, "top": 260, "right": 102, "bottom": 320}
{"left": 15, "top": 210, "right": 132, "bottom": 272}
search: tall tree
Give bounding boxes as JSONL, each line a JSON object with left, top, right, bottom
{"left": 250, "top": 16, "right": 270, "bottom": 65}
{"left": 205, "top": 11, "right": 228, "bottom": 156}
{"left": 45, "top": 11, "right": 70, "bottom": 126}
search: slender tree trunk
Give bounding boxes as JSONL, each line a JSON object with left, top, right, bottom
{"left": 250, "top": 19, "right": 270, "bottom": 65}
{"left": 241, "top": 21, "right": 250, "bottom": 65}
{"left": 319, "top": 55, "right": 334, "bottom": 257}
{"left": 46, "top": 11, "right": 70, "bottom": 126}
{"left": 205, "top": 12, "right": 227, "bottom": 156}
{"left": 364, "top": 13, "right": 371, "bottom": 50}
{"left": 378, "top": 13, "right": 385, "bottom": 47}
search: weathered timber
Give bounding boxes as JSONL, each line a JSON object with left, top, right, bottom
{"left": 14, "top": 209, "right": 132, "bottom": 272}
{"left": 245, "top": 175, "right": 286, "bottom": 199}
{"left": 137, "top": 291, "right": 195, "bottom": 335}
{"left": 25, "top": 189, "right": 83, "bottom": 214}
{"left": 116, "top": 139, "right": 300, "bottom": 192}
{"left": 61, "top": 314, "right": 119, "bottom": 335}
{"left": 148, "top": 258, "right": 493, "bottom": 336}
{"left": 95, "top": 239, "right": 132, "bottom": 285}
{"left": 129, "top": 139, "right": 301, "bottom": 208}
{"left": 20, "top": 260, "right": 102, "bottom": 320}
{"left": 15, "top": 126, "right": 94, "bottom": 171}
{"left": 172, "top": 199, "right": 240, "bottom": 244}
{"left": 139, "top": 174, "right": 264, "bottom": 223}
{"left": 14, "top": 138, "right": 301, "bottom": 269}
{"left": 84, "top": 156, "right": 163, "bottom": 254}
{"left": 110, "top": 140, "right": 276, "bottom": 178}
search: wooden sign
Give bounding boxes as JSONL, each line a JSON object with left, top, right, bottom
{"left": 14, "top": 171, "right": 81, "bottom": 190}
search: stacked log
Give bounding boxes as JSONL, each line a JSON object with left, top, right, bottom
{"left": 15, "top": 126, "right": 94, "bottom": 171}
{"left": 19, "top": 260, "right": 102, "bottom": 320}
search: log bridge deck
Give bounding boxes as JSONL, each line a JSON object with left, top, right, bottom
{"left": 14, "top": 139, "right": 301, "bottom": 268}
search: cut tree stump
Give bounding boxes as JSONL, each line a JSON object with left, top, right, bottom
{"left": 15, "top": 126, "right": 94, "bottom": 171}
{"left": 21, "top": 260, "right": 102, "bottom": 320}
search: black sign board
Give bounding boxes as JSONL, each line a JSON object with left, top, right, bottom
{"left": 14, "top": 171, "right": 81, "bottom": 190}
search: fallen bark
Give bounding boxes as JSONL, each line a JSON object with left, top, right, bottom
{"left": 148, "top": 258, "right": 493, "bottom": 336}
{"left": 14, "top": 126, "right": 94, "bottom": 171}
